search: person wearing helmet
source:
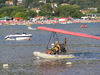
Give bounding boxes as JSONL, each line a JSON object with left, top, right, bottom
{"left": 46, "top": 41, "right": 61, "bottom": 54}
{"left": 46, "top": 43, "right": 55, "bottom": 54}
{"left": 54, "top": 41, "right": 61, "bottom": 54}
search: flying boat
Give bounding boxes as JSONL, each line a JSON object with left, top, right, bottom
{"left": 33, "top": 26, "right": 100, "bottom": 59}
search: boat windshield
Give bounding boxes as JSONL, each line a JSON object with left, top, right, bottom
{"left": 14, "top": 33, "right": 27, "bottom": 34}
{"left": 23, "top": 32, "right": 26, "bottom": 34}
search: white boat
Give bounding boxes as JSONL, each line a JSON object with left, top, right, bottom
{"left": 28, "top": 26, "right": 36, "bottom": 30}
{"left": 5, "top": 33, "right": 32, "bottom": 40}
{"left": 33, "top": 51, "right": 74, "bottom": 59}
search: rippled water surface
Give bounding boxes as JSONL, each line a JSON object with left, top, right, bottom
{"left": 0, "top": 23, "right": 100, "bottom": 75}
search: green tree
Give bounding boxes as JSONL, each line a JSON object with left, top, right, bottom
{"left": 0, "top": 3, "right": 5, "bottom": 8}
{"left": 11, "top": 6, "right": 18, "bottom": 12}
{"left": 40, "top": 3, "right": 52, "bottom": 13}
{"left": 16, "top": 5, "right": 26, "bottom": 12}
{"left": 22, "top": 0, "right": 38, "bottom": 8}
{"left": 0, "top": 7, "right": 13, "bottom": 17}
{"left": 0, "top": 0, "right": 6, "bottom": 4}
{"left": 26, "top": 10, "right": 37, "bottom": 18}
{"left": 89, "top": 10, "right": 97, "bottom": 13}
{"left": 0, "top": 15, "right": 2, "bottom": 18}
{"left": 15, "top": 12, "right": 29, "bottom": 19}
{"left": 28, "top": 1, "right": 45, "bottom": 8}
{"left": 39, "top": 11, "right": 47, "bottom": 16}
{"left": 1, "top": 12, "right": 8, "bottom": 17}
{"left": 10, "top": 11, "right": 16, "bottom": 17}
{"left": 55, "top": 5, "right": 82, "bottom": 18}
{"left": 97, "top": 6, "right": 100, "bottom": 13}
{"left": 13, "top": 0, "right": 17, "bottom": 6}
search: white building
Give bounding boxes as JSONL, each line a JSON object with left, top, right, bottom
{"left": 5, "top": 1, "right": 13, "bottom": 5}
{"left": 51, "top": 3, "right": 58, "bottom": 8}
{"left": 17, "top": 0, "right": 23, "bottom": 2}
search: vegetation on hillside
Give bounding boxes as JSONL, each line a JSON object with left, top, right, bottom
{"left": 1, "top": 0, "right": 100, "bottom": 9}
{"left": 0, "top": 5, "right": 37, "bottom": 19}
{"left": 0, "top": 0, "right": 100, "bottom": 19}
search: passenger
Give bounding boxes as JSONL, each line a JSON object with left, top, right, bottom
{"left": 46, "top": 43, "right": 55, "bottom": 54}
{"left": 54, "top": 41, "right": 61, "bottom": 54}
{"left": 46, "top": 41, "right": 61, "bottom": 54}
{"left": 46, "top": 50, "right": 52, "bottom": 54}
{"left": 50, "top": 43, "right": 56, "bottom": 54}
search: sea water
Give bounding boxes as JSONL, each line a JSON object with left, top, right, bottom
{"left": 0, "top": 23, "right": 100, "bottom": 75}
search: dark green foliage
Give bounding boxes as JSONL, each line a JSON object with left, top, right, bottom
{"left": 0, "top": 3, "right": 5, "bottom": 8}
{"left": 54, "top": 4, "right": 82, "bottom": 18}
{"left": 46, "top": 0, "right": 100, "bottom": 9}
{"left": 13, "top": 0, "right": 17, "bottom": 6}
{"left": 97, "top": 6, "right": 100, "bottom": 13}
{"left": 0, "top": 0, "right": 6, "bottom": 3}
{"left": 0, "top": 0, "right": 100, "bottom": 18}
{"left": 26, "top": 10, "right": 37, "bottom": 18}
{"left": 0, "top": 0, "right": 100, "bottom": 9}
{"left": 0, "top": 5, "right": 35, "bottom": 19}
{"left": 22, "top": 0, "right": 40, "bottom": 8}
{"left": 15, "top": 12, "right": 29, "bottom": 19}
{"left": 39, "top": 3, "right": 53, "bottom": 16}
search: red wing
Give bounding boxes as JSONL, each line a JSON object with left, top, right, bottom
{"left": 37, "top": 26, "right": 100, "bottom": 40}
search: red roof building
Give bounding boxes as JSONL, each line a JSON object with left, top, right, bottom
{"left": 80, "top": 10, "right": 89, "bottom": 14}
{"left": 17, "top": 2, "right": 22, "bottom": 5}
{"left": 5, "top": 1, "right": 13, "bottom": 5}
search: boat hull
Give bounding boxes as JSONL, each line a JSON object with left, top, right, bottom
{"left": 33, "top": 51, "right": 74, "bottom": 59}
{"left": 5, "top": 37, "right": 31, "bottom": 40}
{"left": 5, "top": 33, "right": 32, "bottom": 40}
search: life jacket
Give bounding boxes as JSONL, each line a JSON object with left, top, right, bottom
{"left": 54, "top": 43, "right": 59, "bottom": 51}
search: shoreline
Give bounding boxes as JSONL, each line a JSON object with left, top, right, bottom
{"left": 0, "top": 19, "right": 100, "bottom": 25}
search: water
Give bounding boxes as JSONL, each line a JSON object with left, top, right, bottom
{"left": 0, "top": 23, "right": 100, "bottom": 75}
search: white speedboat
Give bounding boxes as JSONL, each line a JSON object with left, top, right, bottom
{"left": 5, "top": 33, "right": 32, "bottom": 40}
{"left": 28, "top": 26, "right": 36, "bottom": 30}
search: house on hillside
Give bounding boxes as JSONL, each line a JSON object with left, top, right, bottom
{"left": 36, "top": 9, "right": 40, "bottom": 13}
{"left": 51, "top": 3, "right": 58, "bottom": 8}
{"left": 5, "top": 0, "right": 22, "bottom": 6}
{"left": 39, "top": 0, "right": 46, "bottom": 4}
{"left": 31, "top": 8, "right": 40, "bottom": 14}
{"left": 5, "top": 1, "right": 13, "bottom": 5}
{"left": 17, "top": 2, "right": 22, "bottom": 5}
{"left": 80, "top": 10, "right": 89, "bottom": 14}
{"left": 17, "top": 0, "right": 23, "bottom": 2}
{"left": 88, "top": 7, "right": 97, "bottom": 11}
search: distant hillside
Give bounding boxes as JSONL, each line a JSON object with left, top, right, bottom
{"left": 46, "top": 0, "right": 100, "bottom": 9}
{"left": 0, "top": 0, "right": 100, "bottom": 9}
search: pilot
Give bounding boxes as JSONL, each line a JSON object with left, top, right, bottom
{"left": 54, "top": 41, "right": 61, "bottom": 54}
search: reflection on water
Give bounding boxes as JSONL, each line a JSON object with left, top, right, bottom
{"left": 0, "top": 23, "right": 100, "bottom": 75}
{"left": 33, "top": 58, "right": 100, "bottom": 75}
{"left": 34, "top": 59, "right": 72, "bottom": 75}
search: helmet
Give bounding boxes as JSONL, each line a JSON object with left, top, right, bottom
{"left": 51, "top": 43, "right": 54, "bottom": 45}
{"left": 51, "top": 43, "right": 54, "bottom": 48}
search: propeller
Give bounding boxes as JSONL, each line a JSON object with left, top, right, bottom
{"left": 65, "top": 38, "right": 71, "bottom": 52}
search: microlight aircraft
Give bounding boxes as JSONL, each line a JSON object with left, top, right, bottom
{"left": 33, "top": 26, "right": 100, "bottom": 59}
